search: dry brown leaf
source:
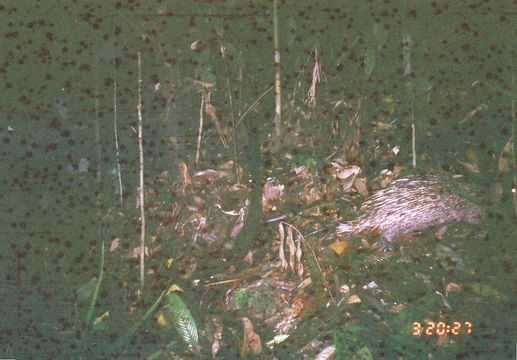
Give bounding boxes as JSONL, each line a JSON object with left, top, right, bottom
{"left": 334, "top": 164, "right": 361, "bottom": 189}
{"left": 156, "top": 312, "right": 169, "bottom": 327}
{"left": 353, "top": 177, "right": 369, "bottom": 196}
{"left": 219, "top": 160, "right": 235, "bottom": 169}
{"left": 329, "top": 240, "right": 349, "bottom": 256}
{"left": 211, "top": 324, "right": 223, "bottom": 359}
{"left": 314, "top": 345, "right": 336, "bottom": 360}
{"left": 231, "top": 221, "right": 245, "bottom": 238}
{"left": 290, "top": 298, "right": 305, "bottom": 317}
{"left": 339, "top": 284, "right": 351, "bottom": 295}
{"left": 389, "top": 303, "right": 406, "bottom": 313}
{"left": 177, "top": 162, "right": 192, "bottom": 194}
{"left": 498, "top": 138, "right": 515, "bottom": 174}
{"left": 192, "top": 79, "right": 214, "bottom": 89}
{"left": 278, "top": 223, "right": 287, "bottom": 269}
{"left": 287, "top": 226, "right": 295, "bottom": 271}
{"left": 371, "top": 121, "right": 396, "bottom": 130}
{"left": 392, "top": 165, "right": 405, "bottom": 176}
{"left": 240, "top": 317, "right": 262, "bottom": 358}
{"left": 212, "top": 338, "right": 221, "bottom": 360}
{"left": 263, "top": 182, "right": 284, "bottom": 200}
{"left": 458, "top": 160, "right": 480, "bottom": 174}
{"left": 465, "top": 147, "right": 479, "bottom": 163}
{"left": 296, "top": 234, "right": 303, "bottom": 278}
{"left": 293, "top": 165, "right": 309, "bottom": 177}
{"left": 193, "top": 169, "right": 230, "bottom": 182}
{"left": 205, "top": 103, "right": 217, "bottom": 119}
{"left": 263, "top": 182, "right": 284, "bottom": 210}
{"left": 243, "top": 251, "right": 253, "bottom": 267}
{"left": 379, "top": 170, "right": 395, "bottom": 188}
{"left": 131, "top": 245, "right": 148, "bottom": 259}
{"left": 192, "top": 195, "right": 206, "bottom": 208}
{"left": 109, "top": 237, "right": 120, "bottom": 252}
{"left": 345, "top": 294, "right": 362, "bottom": 305}
{"left": 445, "top": 282, "right": 462, "bottom": 296}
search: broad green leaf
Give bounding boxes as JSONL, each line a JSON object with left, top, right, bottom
{"left": 166, "top": 290, "right": 200, "bottom": 351}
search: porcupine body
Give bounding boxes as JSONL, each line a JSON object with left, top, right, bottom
{"left": 337, "top": 174, "right": 484, "bottom": 250}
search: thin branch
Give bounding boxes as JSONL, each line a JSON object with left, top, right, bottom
{"left": 234, "top": 86, "right": 273, "bottom": 130}
{"left": 195, "top": 94, "right": 205, "bottom": 165}
{"left": 273, "top": 0, "right": 282, "bottom": 136}
{"left": 137, "top": 51, "right": 146, "bottom": 289}
{"left": 510, "top": 69, "right": 517, "bottom": 217}
{"left": 113, "top": 65, "right": 123, "bottom": 205}
{"left": 403, "top": 33, "right": 417, "bottom": 168}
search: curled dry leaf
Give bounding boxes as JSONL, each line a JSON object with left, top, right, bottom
{"left": 287, "top": 226, "right": 296, "bottom": 271}
{"left": 278, "top": 223, "right": 287, "bottom": 269}
{"left": 297, "top": 259, "right": 304, "bottom": 278}
{"left": 314, "top": 345, "right": 336, "bottom": 360}
{"left": 243, "top": 250, "right": 253, "bottom": 267}
{"left": 332, "top": 163, "right": 361, "bottom": 190}
{"left": 240, "top": 317, "right": 262, "bottom": 358}
{"left": 230, "top": 221, "right": 244, "bottom": 238}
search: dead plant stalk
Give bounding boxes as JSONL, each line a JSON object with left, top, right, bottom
{"left": 137, "top": 51, "right": 146, "bottom": 289}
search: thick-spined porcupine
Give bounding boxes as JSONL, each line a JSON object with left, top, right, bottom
{"left": 337, "top": 174, "right": 484, "bottom": 250}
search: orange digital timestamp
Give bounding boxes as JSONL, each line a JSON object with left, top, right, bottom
{"left": 412, "top": 321, "right": 473, "bottom": 336}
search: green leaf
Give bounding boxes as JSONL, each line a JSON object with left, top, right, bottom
{"left": 364, "top": 47, "right": 376, "bottom": 77}
{"left": 355, "top": 345, "right": 373, "bottom": 360}
{"left": 372, "top": 23, "right": 388, "bottom": 50}
{"left": 471, "top": 283, "right": 503, "bottom": 298}
{"left": 166, "top": 291, "right": 200, "bottom": 351}
{"left": 85, "top": 241, "right": 105, "bottom": 326}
